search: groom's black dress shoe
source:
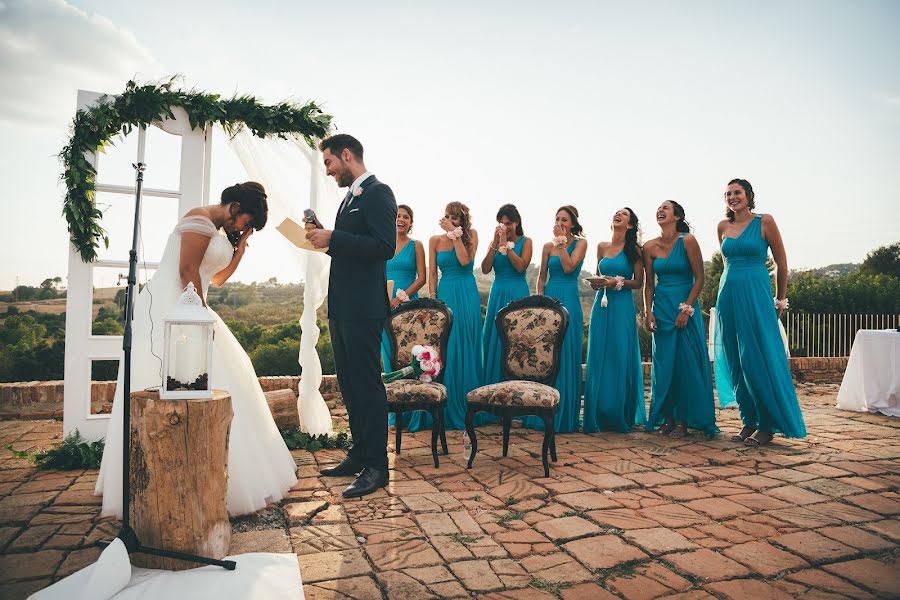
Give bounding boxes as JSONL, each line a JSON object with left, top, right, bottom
{"left": 342, "top": 467, "right": 389, "bottom": 498}
{"left": 320, "top": 458, "right": 363, "bottom": 477}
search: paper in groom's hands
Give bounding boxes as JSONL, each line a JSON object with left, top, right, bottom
{"left": 276, "top": 217, "right": 329, "bottom": 253}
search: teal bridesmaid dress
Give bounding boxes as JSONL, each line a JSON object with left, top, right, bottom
{"left": 583, "top": 251, "right": 646, "bottom": 432}
{"left": 714, "top": 215, "right": 806, "bottom": 438}
{"left": 523, "top": 240, "right": 584, "bottom": 433}
{"left": 646, "top": 235, "right": 718, "bottom": 437}
{"left": 482, "top": 236, "right": 531, "bottom": 385}
{"left": 437, "top": 249, "right": 485, "bottom": 430}
{"left": 383, "top": 240, "right": 426, "bottom": 431}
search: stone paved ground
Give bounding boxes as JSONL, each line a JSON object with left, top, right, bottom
{"left": 1, "top": 382, "right": 898, "bottom": 599}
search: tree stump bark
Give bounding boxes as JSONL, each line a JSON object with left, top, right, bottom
{"left": 129, "top": 389, "right": 233, "bottom": 570}
{"left": 264, "top": 388, "right": 300, "bottom": 430}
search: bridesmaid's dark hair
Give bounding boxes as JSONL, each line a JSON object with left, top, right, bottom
{"left": 623, "top": 207, "right": 643, "bottom": 266}
{"left": 496, "top": 204, "right": 524, "bottom": 236}
{"left": 221, "top": 182, "right": 268, "bottom": 230}
{"left": 726, "top": 178, "right": 755, "bottom": 223}
{"left": 445, "top": 201, "right": 473, "bottom": 251}
{"left": 557, "top": 205, "right": 584, "bottom": 236}
{"left": 398, "top": 204, "right": 414, "bottom": 233}
{"left": 668, "top": 200, "right": 691, "bottom": 233}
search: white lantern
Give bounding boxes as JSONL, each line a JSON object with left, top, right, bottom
{"left": 161, "top": 282, "right": 215, "bottom": 399}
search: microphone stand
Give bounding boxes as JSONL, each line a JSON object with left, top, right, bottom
{"left": 97, "top": 161, "right": 236, "bottom": 570}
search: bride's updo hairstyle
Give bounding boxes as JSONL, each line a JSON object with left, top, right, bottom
{"left": 221, "top": 182, "right": 269, "bottom": 230}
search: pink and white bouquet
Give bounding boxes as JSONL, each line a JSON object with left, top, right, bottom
{"left": 382, "top": 344, "right": 442, "bottom": 383}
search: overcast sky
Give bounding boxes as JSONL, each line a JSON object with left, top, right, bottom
{"left": 1, "top": 0, "right": 898, "bottom": 289}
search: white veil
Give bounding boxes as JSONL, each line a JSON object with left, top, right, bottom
{"left": 228, "top": 129, "right": 339, "bottom": 436}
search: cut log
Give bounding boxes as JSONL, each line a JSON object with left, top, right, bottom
{"left": 265, "top": 388, "right": 300, "bottom": 430}
{"left": 129, "top": 389, "right": 233, "bottom": 570}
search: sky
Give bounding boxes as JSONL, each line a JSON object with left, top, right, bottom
{"left": 1, "top": 0, "right": 899, "bottom": 290}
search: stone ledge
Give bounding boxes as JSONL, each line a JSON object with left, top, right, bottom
{"left": 0, "top": 356, "right": 849, "bottom": 421}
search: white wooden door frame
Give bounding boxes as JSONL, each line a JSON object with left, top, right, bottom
{"left": 63, "top": 90, "right": 212, "bottom": 440}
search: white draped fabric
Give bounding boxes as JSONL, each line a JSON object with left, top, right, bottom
{"left": 228, "top": 130, "right": 340, "bottom": 436}
{"left": 836, "top": 329, "right": 900, "bottom": 416}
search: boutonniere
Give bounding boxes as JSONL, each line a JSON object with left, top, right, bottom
{"left": 352, "top": 187, "right": 363, "bottom": 197}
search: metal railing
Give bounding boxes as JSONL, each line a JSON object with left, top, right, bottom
{"left": 784, "top": 313, "right": 899, "bottom": 357}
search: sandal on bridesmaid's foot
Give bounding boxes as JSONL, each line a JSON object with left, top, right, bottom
{"left": 744, "top": 430, "right": 773, "bottom": 446}
{"left": 731, "top": 426, "right": 754, "bottom": 443}
{"left": 668, "top": 424, "right": 688, "bottom": 439}
{"left": 657, "top": 422, "right": 676, "bottom": 436}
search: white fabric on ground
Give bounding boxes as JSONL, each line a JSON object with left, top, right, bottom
{"left": 837, "top": 329, "right": 900, "bottom": 416}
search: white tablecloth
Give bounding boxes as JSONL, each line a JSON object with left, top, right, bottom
{"left": 836, "top": 329, "right": 900, "bottom": 417}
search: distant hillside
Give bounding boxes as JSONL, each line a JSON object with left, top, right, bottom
{"left": 797, "top": 263, "right": 860, "bottom": 277}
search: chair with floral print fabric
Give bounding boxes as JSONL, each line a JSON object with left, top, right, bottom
{"left": 385, "top": 297, "right": 452, "bottom": 467}
{"left": 465, "top": 295, "right": 568, "bottom": 477}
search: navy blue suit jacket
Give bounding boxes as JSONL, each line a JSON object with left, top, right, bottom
{"left": 326, "top": 175, "right": 398, "bottom": 320}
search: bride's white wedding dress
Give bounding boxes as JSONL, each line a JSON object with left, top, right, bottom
{"left": 95, "top": 214, "right": 298, "bottom": 518}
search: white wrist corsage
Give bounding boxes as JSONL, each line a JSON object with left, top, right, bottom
{"left": 614, "top": 276, "right": 625, "bottom": 291}
{"left": 678, "top": 302, "right": 695, "bottom": 316}
{"left": 552, "top": 235, "right": 567, "bottom": 248}
{"left": 498, "top": 241, "right": 515, "bottom": 255}
{"left": 396, "top": 289, "right": 409, "bottom": 303}
{"left": 446, "top": 226, "right": 463, "bottom": 240}
{"left": 774, "top": 297, "right": 789, "bottom": 311}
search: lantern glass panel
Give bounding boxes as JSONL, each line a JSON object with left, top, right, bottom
{"left": 165, "top": 323, "right": 210, "bottom": 392}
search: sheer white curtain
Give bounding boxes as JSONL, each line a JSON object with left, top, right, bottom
{"left": 228, "top": 129, "right": 340, "bottom": 435}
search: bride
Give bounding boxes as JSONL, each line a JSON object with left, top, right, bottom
{"left": 95, "top": 182, "right": 298, "bottom": 517}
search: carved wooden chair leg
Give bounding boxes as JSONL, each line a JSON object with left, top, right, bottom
{"left": 465, "top": 408, "right": 478, "bottom": 469}
{"left": 502, "top": 415, "right": 512, "bottom": 457}
{"left": 541, "top": 413, "right": 555, "bottom": 477}
{"left": 430, "top": 407, "right": 441, "bottom": 468}
{"left": 440, "top": 411, "right": 449, "bottom": 456}
{"left": 394, "top": 411, "right": 403, "bottom": 454}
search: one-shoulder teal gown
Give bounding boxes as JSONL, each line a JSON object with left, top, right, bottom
{"left": 646, "top": 235, "right": 718, "bottom": 437}
{"left": 482, "top": 236, "right": 530, "bottom": 386}
{"left": 714, "top": 215, "right": 806, "bottom": 438}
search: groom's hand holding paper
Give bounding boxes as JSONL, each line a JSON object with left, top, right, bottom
{"left": 275, "top": 216, "right": 329, "bottom": 252}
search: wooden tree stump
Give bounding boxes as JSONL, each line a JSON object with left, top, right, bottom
{"left": 129, "top": 389, "right": 233, "bottom": 570}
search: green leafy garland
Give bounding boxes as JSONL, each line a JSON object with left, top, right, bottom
{"left": 280, "top": 427, "right": 351, "bottom": 453}
{"left": 60, "top": 77, "right": 333, "bottom": 262}
{"left": 6, "top": 430, "right": 104, "bottom": 470}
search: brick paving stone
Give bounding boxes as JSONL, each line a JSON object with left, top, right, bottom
{"left": 386, "top": 479, "right": 440, "bottom": 496}
{"left": 560, "top": 582, "right": 619, "bottom": 600}
{"left": 773, "top": 530, "right": 857, "bottom": 562}
{"left": 606, "top": 571, "right": 672, "bottom": 599}
{"left": 575, "top": 472, "right": 638, "bottom": 490}
{"left": 291, "top": 523, "right": 359, "bottom": 555}
{"left": 728, "top": 475, "right": 783, "bottom": 489}
{"left": 766, "top": 485, "right": 831, "bottom": 506}
{"left": 841, "top": 476, "right": 894, "bottom": 492}
{"left": 624, "top": 527, "right": 699, "bottom": 554}
{"left": 816, "top": 525, "right": 895, "bottom": 552}
{"left": 785, "top": 568, "right": 876, "bottom": 598}
{"left": 765, "top": 506, "right": 841, "bottom": 528}
{"left": 862, "top": 519, "right": 900, "bottom": 542}
{"left": 555, "top": 491, "right": 621, "bottom": 511}
{"left": 799, "top": 477, "right": 871, "bottom": 498}
{"left": 519, "top": 552, "right": 593, "bottom": 583}
{"left": 367, "top": 538, "right": 443, "bottom": 570}
{"left": 762, "top": 468, "right": 819, "bottom": 483}
{"left": 284, "top": 500, "right": 329, "bottom": 525}
{"left": 304, "top": 575, "right": 383, "bottom": 600}
{"left": 823, "top": 558, "right": 900, "bottom": 596}
{"left": 56, "top": 546, "right": 101, "bottom": 578}
{"left": 639, "top": 503, "right": 708, "bottom": 528}
{"left": 811, "top": 501, "right": 881, "bottom": 523}
{"left": 489, "top": 557, "right": 530, "bottom": 587}
{"left": 448, "top": 559, "right": 503, "bottom": 592}
{"left": 655, "top": 484, "right": 713, "bottom": 501}
{"left": 400, "top": 492, "right": 462, "bottom": 513}
{"left": 310, "top": 504, "right": 349, "bottom": 525}
{"left": 684, "top": 497, "right": 753, "bottom": 519}
{"left": 662, "top": 548, "right": 750, "bottom": 581}
{"left": 0, "top": 525, "right": 20, "bottom": 551}
{"left": 795, "top": 463, "right": 854, "bottom": 478}
{"left": 5, "top": 523, "right": 58, "bottom": 551}
{"left": 704, "top": 579, "right": 793, "bottom": 599}
{"left": 297, "top": 549, "right": 372, "bottom": 583}
{"left": 376, "top": 570, "right": 437, "bottom": 598}
{"left": 0, "top": 549, "right": 65, "bottom": 583}
{"left": 844, "top": 492, "right": 900, "bottom": 515}
{"left": 563, "top": 534, "right": 648, "bottom": 570}
{"left": 725, "top": 492, "right": 793, "bottom": 511}
{"left": 228, "top": 528, "right": 291, "bottom": 554}
{"left": 534, "top": 516, "right": 600, "bottom": 542}
{"left": 415, "top": 512, "right": 458, "bottom": 536}
{"left": 627, "top": 471, "right": 681, "bottom": 487}
{"left": 697, "top": 480, "right": 752, "bottom": 496}
{"left": 0, "top": 579, "right": 51, "bottom": 599}
{"left": 722, "top": 540, "right": 809, "bottom": 576}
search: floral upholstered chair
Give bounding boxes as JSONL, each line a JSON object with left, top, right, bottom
{"left": 384, "top": 297, "right": 452, "bottom": 468}
{"left": 465, "top": 295, "right": 568, "bottom": 477}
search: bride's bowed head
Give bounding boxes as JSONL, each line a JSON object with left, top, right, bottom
{"left": 160, "top": 282, "right": 216, "bottom": 399}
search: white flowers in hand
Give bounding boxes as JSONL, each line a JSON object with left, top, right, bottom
{"left": 613, "top": 276, "right": 625, "bottom": 291}
{"left": 446, "top": 226, "right": 463, "bottom": 240}
{"left": 396, "top": 289, "right": 409, "bottom": 303}
{"left": 678, "top": 302, "right": 695, "bottom": 316}
{"left": 498, "top": 241, "right": 515, "bottom": 255}
{"left": 774, "top": 297, "right": 790, "bottom": 310}
{"left": 552, "top": 235, "right": 567, "bottom": 248}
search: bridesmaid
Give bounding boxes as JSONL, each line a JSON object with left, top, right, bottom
{"left": 583, "top": 208, "right": 646, "bottom": 433}
{"left": 523, "top": 206, "right": 587, "bottom": 433}
{"left": 643, "top": 201, "right": 718, "bottom": 438}
{"left": 481, "top": 204, "right": 533, "bottom": 386}
{"left": 429, "top": 201, "right": 484, "bottom": 430}
{"left": 714, "top": 179, "right": 806, "bottom": 445}
{"left": 384, "top": 204, "right": 427, "bottom": 430}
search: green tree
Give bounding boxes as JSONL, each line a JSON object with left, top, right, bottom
{"left": 859, "top": 242, "right": 900, "bottom": 279}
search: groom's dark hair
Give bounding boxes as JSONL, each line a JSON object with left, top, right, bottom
{"left": 319, "top": 134, "right": 364, "bottom": 161}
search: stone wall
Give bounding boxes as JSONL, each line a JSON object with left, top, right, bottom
{"left": 0, "top": 356, "right": 849, "bottom": 421}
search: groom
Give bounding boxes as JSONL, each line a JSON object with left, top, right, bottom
{"left": 306, "top": 134, "right": 397, "bottom": 498}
